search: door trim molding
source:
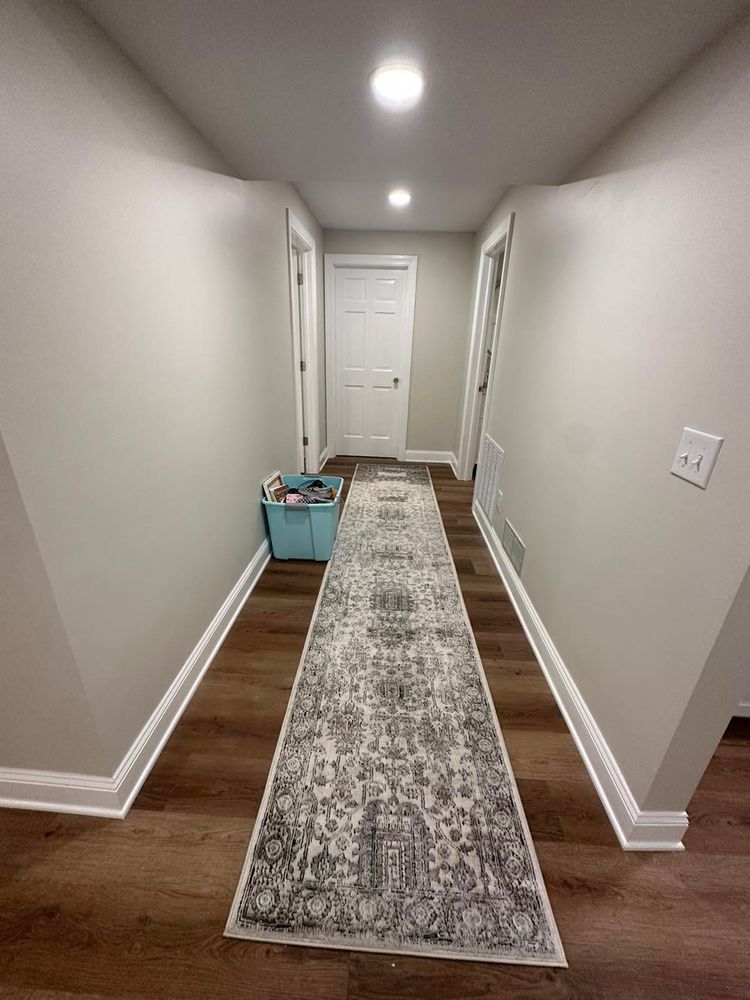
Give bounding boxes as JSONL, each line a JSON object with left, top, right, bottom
{"left": 287, "top": 210, "right": 320, "bottom": 474}
{"left": 473, "top": 500, "right": 688, "bottom": 851}
{"left": 456, "top": 213, "right": 515, "bottom": 481}
{"left": 324, "top": 253, "right": 418, "bottom": 462}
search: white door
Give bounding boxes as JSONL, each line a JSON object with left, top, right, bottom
{"left": 291, "top": 247, "right": 310, "bottom": 472}
{"left": 333, "top": 266, "right": 410, "bottom": 458}
{"left": 470, "top": 266, "right": 503, "bottom": 472}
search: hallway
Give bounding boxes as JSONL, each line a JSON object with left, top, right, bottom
{"left": 1, "top": 459, "right": 747, "bottom": 999}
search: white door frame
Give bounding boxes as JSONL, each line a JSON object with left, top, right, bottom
{"left": 455, "top": 213, "right": 515, "bottom": 480}
{"left": 324, "top": 253, "right": 418, "bottom": 462}
{"left": 287, "top": 209, "right": 320, "bottom": 474}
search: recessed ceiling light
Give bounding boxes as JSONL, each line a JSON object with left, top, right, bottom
{"left": 388, "top": 188, "right": 412, "bottom": 208}
{"left": 370, "top": 64, "right": 424, "bottom": 111}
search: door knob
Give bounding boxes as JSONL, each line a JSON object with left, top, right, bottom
{"left": 393, "top": 376, "right": 400, "bottom": 386}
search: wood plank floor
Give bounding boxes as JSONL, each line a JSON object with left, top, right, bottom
{"left": 1, "top": 458, "right": 748, "bottom": 999}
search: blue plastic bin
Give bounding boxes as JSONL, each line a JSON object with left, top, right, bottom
{"left": 262, "top": 475, "right": 344, "bottom": 561}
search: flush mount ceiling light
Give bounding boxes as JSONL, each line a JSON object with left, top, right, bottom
{"left": 370, "top": 64, "right": 424, "bottom": 111}
{"left": 388, "top": 188, "right": 412, "bottom": 208}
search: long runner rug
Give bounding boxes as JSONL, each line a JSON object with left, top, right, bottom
{"left": 225, "top": 464, "right": 565, "bottom": 966}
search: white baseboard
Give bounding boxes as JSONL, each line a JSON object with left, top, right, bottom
{"left": 318, "top": 445, "right": 329, "bottom": 470}
{"left": 0, "top": 767, "right": 124, "bottom": 819}
{"left": 473, "top": 502, "right": 688, "bottom": 851}
{"left": 404, "top": 450, "right": 459, "bottom": 476}
{"left": 0, "top": 538, "right": 271, "bottom": 819}
{"left": 735, "top": 701, "right": 750, "bottom": 718}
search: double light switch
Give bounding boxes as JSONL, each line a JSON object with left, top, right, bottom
{"left": 670, "top": 427, "right": 724, "bottom": 489}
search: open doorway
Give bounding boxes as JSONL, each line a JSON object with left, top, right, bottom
{"left": 287, "top": 210, "right": 320, "bottom": 474}
{"left": 470, "top": 253, "right": 504, "bottom": 478}
{"left": 456, "top": 213, "right": 515, "bottom": 480}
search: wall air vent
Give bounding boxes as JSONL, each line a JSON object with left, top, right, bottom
{"left": 475, "top": 434, "right": 504, "bottom": 519}
{"left": 501, "top": 519, "right": 526, "bottom": 575}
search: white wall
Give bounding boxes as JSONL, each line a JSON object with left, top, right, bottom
{"left": 473, "top": 13, "right": 750, "bottom": 813}
{"left": 323, "top": 231, "right": 475, "bottom": 455}
{"left": 0, "top": 434, "right": 106, "bottom": 773}
{"left": 645, "top": 567, "right": 750, "bottom": 809}
{"left": 737, "top": 675, "right": 750, "bottom": 717}
{"left": 0, "top": 0, "right": 322, "bottom": 776}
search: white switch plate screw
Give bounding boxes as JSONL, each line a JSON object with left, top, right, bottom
{"left": 670, "top": 427, "right": 724, "bottom": 489}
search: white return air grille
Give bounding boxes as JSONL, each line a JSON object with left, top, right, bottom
{"left": 502, "top": 519, "right": 526, "bottom": 574}
{"left": 475, "top": 434, "right": 504, "bottom": 519}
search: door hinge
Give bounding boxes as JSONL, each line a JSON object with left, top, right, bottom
{"left": 303, "top": 436, "right": 309, "bottom": 446}
{"left": 300, "top": 360, "right": 307, "bottom": 372}
{"left": 297, "top": 272, "right": 304, "bottom": 286}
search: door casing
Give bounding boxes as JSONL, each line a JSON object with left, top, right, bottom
{"left": 287, "top": 210, "right": 320, "bottom": 473}
{"left": 455, "top": 213, "right": 515, "bottom": 481}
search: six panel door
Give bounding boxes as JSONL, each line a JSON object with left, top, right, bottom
{"left": 334, "top": 267, "right": 408, "bottom": 458}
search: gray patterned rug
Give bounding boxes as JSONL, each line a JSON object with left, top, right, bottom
{"left": 225, "top": 464, "right": 565, "bottom": 966}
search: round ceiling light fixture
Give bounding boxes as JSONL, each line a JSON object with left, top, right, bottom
{"left": 388, "top": 188, "right": 412, "bottom": 208}
{"left": 370, "top": 63, "right": 424, "bottom": 111}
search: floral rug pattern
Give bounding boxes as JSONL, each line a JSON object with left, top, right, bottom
{"left": 225, "top": 464, "right": 565, "bottom": 966}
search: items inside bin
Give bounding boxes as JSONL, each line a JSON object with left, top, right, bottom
{"left": 267, "top": 478, "right": 338, "bottom": 505}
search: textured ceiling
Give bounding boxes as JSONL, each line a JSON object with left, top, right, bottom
{"left": 80, "top": 0, "right": 745, "bottom": 229}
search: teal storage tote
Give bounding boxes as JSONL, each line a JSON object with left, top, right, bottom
{"left": 261, "top": 475, "right": 344, "bottom": 561}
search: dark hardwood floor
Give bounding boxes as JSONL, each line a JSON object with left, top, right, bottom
{"left": 1, "top": 457, "right": 748, "bottom": 999}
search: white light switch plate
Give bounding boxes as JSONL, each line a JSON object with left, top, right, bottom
{"left": 670, "top": 427, "right": 724, "bottom": 489}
